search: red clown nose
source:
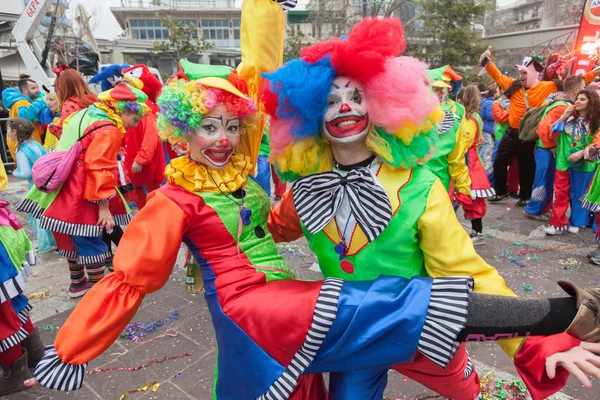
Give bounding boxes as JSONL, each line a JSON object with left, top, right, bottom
{"left": 339, "top": 103, "right": 352, "bottom": 113}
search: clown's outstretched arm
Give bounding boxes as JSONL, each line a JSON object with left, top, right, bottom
{"left": 236, "top": 0, "right": 285, "bottom": 166}
{"left": 417, "top": 179, "right": 584, "bottom": 399}
{"left": 446, "top": 117, "right": 472, "bottom": 199}
{"left": 31, "top": 191, "right": 185, "bottom": 390}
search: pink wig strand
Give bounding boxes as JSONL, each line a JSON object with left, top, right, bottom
{"left": 269, "top": 117, "right": 298, "bottom": 155}
{"left": 365, "top": 57, "right": 439, "bottom": 133}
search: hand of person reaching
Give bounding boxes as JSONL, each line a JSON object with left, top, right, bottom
{"left": 97, "top": 201, "right": 114, "bottom": 232}
{"left": 546, "top": 342, "right": 600, "bottom": 388}
{"left": 132, "top": 161, "right": 143, "bottom": 173}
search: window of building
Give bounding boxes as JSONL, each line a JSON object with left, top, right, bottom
{"left": 232, "top": 18, "right": 240, "bottom": 40}
{"left": 130, "top": 18, "right": 197, "bottom": 40}
{"left": 202, "top": 19, "right": 230, "bottom": 40}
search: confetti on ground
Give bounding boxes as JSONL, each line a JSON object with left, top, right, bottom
{"left": 88, "top": 353, "right": 192, "bottom": 375}
{"left": 557, "top": 258, "right": 580, "bottom": 270}
{"left": 28, "top": 289, "right": 51, "bottom": 300}
{"left": 512, "top": 241, "right": 524, "bottom": 246}
{"left": 41, "top": 324, "right": 59, "bottom": 335}
{"left": 277, "top": 243, "right": 309, "bottom": 257}
{"left": 119, "top": 382, "right": 160, "bottom": 400}
{"left": 522, "top": 284, "right": 533, "bottom": 292}
{"left": 480, "top": 372, "right": 528, "bottom": 400}
{"left": 120, "top": 311, "right": 179, "bottom": 341}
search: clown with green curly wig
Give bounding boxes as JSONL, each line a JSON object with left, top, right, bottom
{"left": 265, "top": 16, "right": 575, "bottom": 399}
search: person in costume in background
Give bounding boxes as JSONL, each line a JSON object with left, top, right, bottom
{"left": 524, "top": 76, "right": 586, "bottom": 221}
{"left": 120, "top": 65, "right": 167, "bottom": 209}
{"left": 87, "top": 64, "right": 130, "bottom": 92}
{"left": 38, "top": 85, "right": 60, "bottom": 151}
{"left": 490, "top": 89, "right": 519, "bottom": 195}
{"left": 7, "top": 119, "right": 56, "bottom": 253}
{"left": 0, "top": 170, "right": 44, "bottom": 396}
{"left": 2, "top": 78, "right": 45, "bottom": 163}
{"left": 16, "top": 83, "right": 149, "bottom": 299}
{"left": 22, "top": 20, "right": 600, "bottom": 400}
{"left": 49, "top": 68, "right": 97, "bottom": 139}
{"left": 456, "top": 85, "right": 495, "bottom": 245}
{"left": 545, "top": 90, "right": 600, "bottom": 236}
{"left": 479, "top": 85, "right": 498, "bottom": 177}
{"left": 425, "top": 66, "right": 472, "bottom": 206}
{"left": 482, "top": 52, "right": 599, "bottom": 206}
{"left": 263, "top": 18, "right": 600, "bottom": 400}
{"left": 542, "top": 52, "right": 576, "bottom": 82}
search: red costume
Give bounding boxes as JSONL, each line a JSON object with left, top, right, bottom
{"left": 121, "top": 65, "right": 167, "bottom": 209}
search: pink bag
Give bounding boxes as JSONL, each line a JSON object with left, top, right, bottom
{"left": 31, "top": 142, "right": 83, "bottom": 193}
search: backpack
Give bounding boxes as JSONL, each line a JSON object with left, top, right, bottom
{"left": 518, "top": 100, "right": 569, "bottom": 142}
{"left": 32, "top": 110, "right": 112, "bottom": 193}
{"left": 518, "top": 105, "right": 549, "bottom": 142}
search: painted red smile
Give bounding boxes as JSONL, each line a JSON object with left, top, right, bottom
{"left": 202, "top": 148, "right": 234, "bottom": 165}
{"left": 325, "top": 115, "right": 370, "bottom": 138}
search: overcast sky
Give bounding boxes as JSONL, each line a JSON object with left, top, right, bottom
{"left": 87, "top": 0, "right": 515, "bottom": 40}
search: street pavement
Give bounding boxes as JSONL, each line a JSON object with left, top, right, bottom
{"left": 2, "top": 174, "right": 599, "bottom": 400}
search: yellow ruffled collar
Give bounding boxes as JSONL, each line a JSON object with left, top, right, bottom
{"left": 165, "top": 153, "right": 254, "bottom": 193}
{"left": 93, "top": 103, "right": 126, "bottom": 135}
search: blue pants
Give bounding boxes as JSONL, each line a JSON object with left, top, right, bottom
{"left": 488, "top": 140, "right": 499, "bottom": 187}
{"left": 525, "top": 147, "right": 555, "bottom": 215}
{"left": 329, "top": 369, "right": 388, "bottom": 399}
{"left": 256, "top": 155, "right": 272, "bottom": 197}
{"left": 478, "top": 131, "right": 494, "bottom": 177}
{"left": 569, "top": 170, "right": 596, "bottom": 227}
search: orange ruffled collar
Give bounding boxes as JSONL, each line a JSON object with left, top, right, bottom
{"left": 164, "top": 153, "right": 254, "bottom": 193}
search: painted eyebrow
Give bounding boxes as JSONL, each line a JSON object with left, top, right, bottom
{"left": 226, "top": 118, "right": 240, "bottom": 125}
{"left": 332, "top": 83, "right": 340, "bottom": 89}
{"left": 345, "top": 81, "right": 351, "bottom": 88}
{"left": 202, "top": 116, "right": 222, "bottom": 122}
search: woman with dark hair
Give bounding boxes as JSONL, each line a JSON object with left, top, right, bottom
{"left": 545, "top": 89, "right": 600, "bottom": 236}
{"left": 49, "top": 68, "right": 97, "bottom": 139}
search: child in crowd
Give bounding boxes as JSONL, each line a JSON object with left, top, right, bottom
{"left": 7, "top": 119, "right": 56, "bottom": 253}
{"left": 457, "top": 85, "right": 496, "bottom": 245}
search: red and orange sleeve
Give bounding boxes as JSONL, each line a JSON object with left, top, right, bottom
{"left": 514, "top": 333, "right": 581, "bottom": 400}
{"left": 84, "top": 126, "right": 121, "bottom": 202}
{"left": 537, "top": 105, "right": 565, "bottom": 148}
{"left": 135, "top": 113, "right": 160, "bottom": 165}
{"left": 268, "top": 188, "right": 304, "bottom": 243}
{"left": 54, "top": 191, "right": 187, "bottom": 364}
{"left": 492, "top": 102, "right": 509, "bottom": 124}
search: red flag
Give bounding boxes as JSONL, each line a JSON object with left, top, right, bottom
{"left": 572, "top": 0, "right": 600, "bottom": 75}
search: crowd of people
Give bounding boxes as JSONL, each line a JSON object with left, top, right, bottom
{"left": 462, "top": 52, "right": 600, "bottom": 262}
{"left": 2, "top": 1, "right": 600, "bottom": 399}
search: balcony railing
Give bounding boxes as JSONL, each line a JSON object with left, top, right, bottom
{"left": 121, "top": 0, "right": 241, "bottom": 9}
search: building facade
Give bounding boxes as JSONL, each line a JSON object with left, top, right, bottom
{"left": 107, "top": 0, "right": 244, "bottom": 76}
{"left": 484, "top": 0, "right": 585, "bottom": 73}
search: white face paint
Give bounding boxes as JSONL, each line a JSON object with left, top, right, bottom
{"left": 322, "top": 77, "right": 371, "bottom": 145}
{"left": 189, "top": 104, "right": 242, "bottom": 169}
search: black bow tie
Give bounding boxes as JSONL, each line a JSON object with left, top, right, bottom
{"left": 292, "top": 167, "right": 392, "bottom": 243}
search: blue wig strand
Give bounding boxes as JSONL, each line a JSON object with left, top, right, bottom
{"left": 263, "top": 57, "right": 336, "bottom": 139}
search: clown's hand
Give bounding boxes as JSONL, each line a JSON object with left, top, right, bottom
{"left": 585, "top": 145, "right": 598, "bottom": 161}
{"left": 546, "top": 342, "right": 600, "bottom": 388}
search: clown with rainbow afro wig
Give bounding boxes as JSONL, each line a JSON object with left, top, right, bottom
{"left": 266, "top": 17, "right": 586, "bottom": 400}
{"left": 262, "top": 17, "right": 443, "bottom": 181}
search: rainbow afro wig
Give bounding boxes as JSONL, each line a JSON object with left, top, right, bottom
{"left": 97, "top": 82, "right": 151, "bottom": 117}
{"left": 157, "top": 60, "right": 257, "bottom": 146}
{"left": 262, "top": 18, "right": 443, "bottom": 181}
